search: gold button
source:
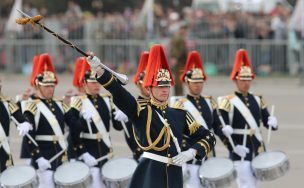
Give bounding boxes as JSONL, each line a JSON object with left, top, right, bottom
{"left": 198, "top": 106, "right": 201, "bottom": 109}
{"left": 167, "top": 164, "right": 170, "bottom": 167}
{"left": 167, "top": 154, "right": 171, "bottom": 157}
{"left": 52, "top": 108, "right": 55, "bottom": 112}
{"left": 95, "top": 105, "right": 98, "bottom": 108}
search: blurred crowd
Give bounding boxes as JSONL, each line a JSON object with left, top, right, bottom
{"left": 0, "top": 1, "right": 296, "bottom": 40}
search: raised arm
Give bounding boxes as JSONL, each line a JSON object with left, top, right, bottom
{"left": 96, "top": 70, "right": 138, "bottom": 120}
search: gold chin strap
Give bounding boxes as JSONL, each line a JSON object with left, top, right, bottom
{"left": 133, "top": 105, "right": 171, "bottom": 151}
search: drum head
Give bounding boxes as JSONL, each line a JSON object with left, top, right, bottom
{"left": 54, "top": 161, "right": 90, "bottom": 185}
{"left": 252, "top": 151, "right": 288, "bottom": 169}
{"left": 199, "top": 158, "right": 234, "bottom": 180}
{"left": 102, "top": 158, "right": 137, "bottom": 182}
{"left": 0, "top": 166, "right": 36, "bottom": 186}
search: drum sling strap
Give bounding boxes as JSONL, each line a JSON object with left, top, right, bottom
{"left": 229, "top": 96, "right": 263, "bottom": 142}
{"left": 81, "top": 98, "right": 112, "bottom": 148}
{"left": 0, "top": 101, "right": 11, "bottom": 154}
{"left": 35, "top": 101, "right": 67, "bottom": 150}
{"left": 180, "top": 98, "right": 209, "bottom": 130}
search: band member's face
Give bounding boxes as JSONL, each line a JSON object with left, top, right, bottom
{"left": 235, "top": 80, "right": 252, "bottom": 93}
{"left": 85, "top": 82, "right": 100, "bottom": 95}
{"left": 187, "top": 81, "right": 204, "bottom": 96}
{"left": 151, "top": 86, "right": 170, "bottom": 102}
{"left": 38, "top": 85, "right": 55, "bottom": 100}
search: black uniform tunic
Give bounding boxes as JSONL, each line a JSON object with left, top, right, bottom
{"left": 219, "top": 91, "right": 276, "bottom": 161}
{"left": 96, "top": 71, "right": 216, "bottom": 188}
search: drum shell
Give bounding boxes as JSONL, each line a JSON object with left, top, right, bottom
{"left": 102, "top": 158, "right": 137, "bottom": 188}
{"left": 54, "top": 162, "right": 91, "bottom": 188}
{"left": 251, "top": 151, "right": 290, "bottom": 181}
{"left": 199, "top": 158, "right": 236, "bottom": 188}
{"left": 0, "top": 166, "right": 38, "bottom": 188}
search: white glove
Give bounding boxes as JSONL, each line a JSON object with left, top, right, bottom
{"left": 86, "top": 55, "right": 104, "bottom": 73}
{"left": 172, "top": 148, "right": 197, "bottom": 165}
{"left": 114, "top": 109, "right": 128, "bottom": 122}
{"left": 222, "top": 125, "right": 233, "bottom": 137}
{"left": 36, "top": 157, "right": 51, "bottom": 171}
{"left": 17, "top": 122, "right": 33, "bottom": 136}
{"left": 233, "top": 145, "right": 249, "bottom": 158}
{"left": 268, "top": 116, "right": 278, "bottom": 129}
{"left": 79, "top": 152, "right": 97, "bottom": 167}
{"left": 81, "top": 110, "right": 92, "bottom": 121}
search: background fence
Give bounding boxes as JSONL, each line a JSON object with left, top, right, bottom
{"left": 1, "top": 38, "right": 303, "bottom": 77}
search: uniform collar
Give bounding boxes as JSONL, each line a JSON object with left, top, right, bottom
{"left": 235, "top": 91, "right": 249, "bottom": 98}
{"left": 187, "top": 93, "right": 201, "bottom": 101}
{"left": 150, "top": 98, "right": 168, "bottom": 111}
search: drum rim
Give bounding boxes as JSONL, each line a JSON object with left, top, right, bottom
{"left": 251, "top": 150, "right": 289, "bottom": 170}
{"left": 102, "top": 157, "right": 138, "bottom": 182}
{"left": 54, "top": 161, "right": 91, "bottom": 185}
{"left": 199, "top": 157, "right": 235, "bottom": 180}
{"left": 0, "top": 165, "right": 37, "bottom": 186}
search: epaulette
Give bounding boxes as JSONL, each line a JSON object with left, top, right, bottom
{"left": 136, "top": 98, "right": 149, "bottom": 115}
{"left": 203, "top": 95, "right": 217, "bottom": 109}
{"left": 62, "top": 102, "right": 70, "bottom": 113}
{"left": 172, "top": 98, "right": 187, "bottom": 109}
{"left": 219, "top": 94, "right": 235, "bottom": 112}
{"left": 210, "top": 97, "right": 218, "bottom": 109}
{"left": 70, "top": 96, "right": 82, "bottom": 111}
{"left": 186, "top": 112, "right": 201, "bottom": 135}
{"left": 0, "top": 94, "right": 11, "bottom": 102}
{"left": 8, "top": 100, "right": 19, "bottom": 114}
{"left": 253, "top": 93, "right": 267, "bottom": 109}
{"left": 24, "top": 100, "right": 39, "bottom": 115}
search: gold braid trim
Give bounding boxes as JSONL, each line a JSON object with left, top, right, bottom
{"left": 101, "top": 75, "right": 114, "bottom": 88}
{"left": 199, "top": 139, "right": 211, "bottom": 153}
{"left": 132, "top": 105, "right": 171, "bottom": 151}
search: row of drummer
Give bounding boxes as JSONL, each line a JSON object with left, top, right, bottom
{"left": 0, "top": 45, "right": 278, "bottom": 188}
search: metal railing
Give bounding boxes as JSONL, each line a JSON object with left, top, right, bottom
{"left": 1, "top": 38, "right": 303, "bottom": 76}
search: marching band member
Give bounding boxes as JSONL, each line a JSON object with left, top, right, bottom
{"left": 16, "top": 55, "right": 40, "bottom": 164}
{"left": 86, "top": 44, "right": 216, "bottom": 188}
{"left": 218, "top": 49, "right": 278, "bottom": 188}
{"left": 66, "top": 57, "right": 87, "bottom": 161}
{"left": 124, "top": 51, "right": 150, "bottom": 162}
{"left": 173, "top": 51, "right": 232, "bottom": 188}
{"left": 67, "top": 58, "right": 125, "bottom": 188}
{"left": 23, "top": 54, "right": 82, "bottom": 188}
{"left": 0, "top": 78, "right": 33, "bottom": 173}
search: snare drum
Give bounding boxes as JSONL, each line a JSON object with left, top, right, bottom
{"left": 101, "top": 158, "right": 137, "bottom": 188}
{"left": 0, "top": 165, "right": 38, "bottom": 188}
{"left": 54, "top": 161, "right": 91, "bottom": 188}
{"left": 251, "top": 151, "right": 289, "bottom": 181}
{"left": 199, "top": 158, "right": 236, "bottom": 188}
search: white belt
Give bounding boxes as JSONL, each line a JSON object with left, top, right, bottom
{"left": 233, "top": 128, "right": 256, "bottom": 136}
{"left": 80, "top": 132, "right": 103, "bottom": 140}
{"left": 142, "top": 152, "right": 181, "bottom": 167}
{"left": 35, "top": 135, "right": 65, "bottom": 142}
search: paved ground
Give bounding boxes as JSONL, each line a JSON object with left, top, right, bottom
{"left": 1, "top": 73, "right": 303, "bottom": 187}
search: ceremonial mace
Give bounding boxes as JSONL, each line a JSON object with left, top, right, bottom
{"left": 15, "top": 9, "right": 129, "bottom": 85}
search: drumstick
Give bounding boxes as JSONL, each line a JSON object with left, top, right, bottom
{"left": 241, "top": 125, "right": 248, "bottom": 162}
{"left": 96, "top": 152, "right": 113, "bottom": 163}
{"left": 49, "top": 149, "right": 66, "bottom": 163}
{"left": 218, "top": 114, "right": 235, "bottom": 150}
{"left": 267, "top": 105, "right": 275, "bottom": 145}
{"left": 121, "top": 121, "right": 130, "bottom": 138}
{"left": 10, "top": 116, "right": 38, "bottom": 147}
